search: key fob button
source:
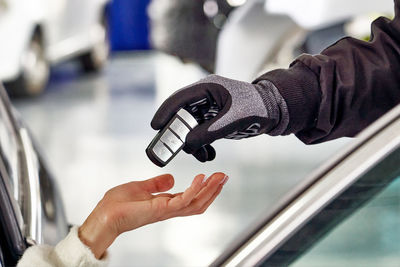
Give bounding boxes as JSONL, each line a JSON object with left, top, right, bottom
{"left": 160, "top": 129, "right": 183, "bottom": 152}
{"left": 169, "top": 119, "right": 190, "bottom": 141}
{"left": 153, "top": 141, "right": 173, "bottom": 163}
{"left": 177, "top": 109, "right": 198, "bottom": 129}
{"left": 146, "top": 108, "right": 199, "bottom": 167}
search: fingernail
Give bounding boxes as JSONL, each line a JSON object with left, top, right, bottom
{"left": 220, "top": 175, "right": 229, "bottom": 185}
{"left": 202, "top": 175, "right": 208, "bottom": 184}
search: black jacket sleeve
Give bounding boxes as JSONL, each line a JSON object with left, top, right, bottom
{"left": 254, "top": 0, "right": 400, "bottom": 144}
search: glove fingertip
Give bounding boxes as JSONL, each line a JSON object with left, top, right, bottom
{"left": 193, "top": 147, "right": 208, "bottom": 163}
{"left": 152, "top": 110, "right": 181, "bottom": 130}
{"left": 205, "top": 145, "right": 216, "bottom": 161}
{"left": 183, "top": 143, "right": 198, "bottom": 155}
{"left": 150, "top": 119, "right": 162, "bottom": 130}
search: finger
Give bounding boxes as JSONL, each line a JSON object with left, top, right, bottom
{"left": 199, "top": 184, "right": 224, "bottom": 212}
{"left": 187, "top": 173, "right": 227, "bottom": 212}
{"left": 137, "top": 174, "right": 175, "bottom": 194}
{"left": 192, "top": 184, "right": 223, "bottom": 216}
{"left": 155, "top": 192, "right": 184, "bottom": 199}
{"left": 151, "top": 85, "right": 209, "bottom": 130}
{"left": 167, "top": 174, "right": 206, "bottom": 210}
{"left": 167, "top": 184, "right": 224, "bottom": 219}
{"left": 192, "top": 147, "right": 208, "bottom": 163}
{"left": 194, "top": 172, "right": 216, "bottom": 187}
{"left": 205, "top": 145, "right": 216, "bottom": 161}
{"left": 153, "top": 193, "right": 175, "bottom": 198}
{"left": 182, "top": 111, "right": 229, "bottom": 154}
{"left": 168, "top": 173, "right": 227, "bottom": 218}
{"left": 191, "top": 145, "right": 216, "bottom": 162}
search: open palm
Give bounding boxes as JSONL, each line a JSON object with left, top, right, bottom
{"left": 79, "top": 173, "right": 228, "bottom": 259}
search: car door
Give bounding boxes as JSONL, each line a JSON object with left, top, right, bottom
{"left": 212, "top": 104, "right": 400, "bottom": 266}
{"left": 0, "top": 84, "right": 69, "bottom": 264}
{"left": 0, "top": 248, "right": 4, "bottom": 267}
{"left": 0, "top": 153, "right": 25, "bottom": 266}
{"left": 60, "top": 0, "right": 106, "bottom": 47}
{"left": 44, "top": 0, "right": 106, "bottom": 61}
{"left": 0, "top": 86, "right": 26, "bottom": 266}
{"left": 43, "top": 0, "right": 87, "bottom": 59}
{"left": 41, "top": 0, "right": 68, "bottom": 48}
{"left": 58, "top": 0, "right": 91, "bottom": 39}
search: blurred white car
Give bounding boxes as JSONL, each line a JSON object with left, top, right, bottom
{"left": 215, "top": 0, "right": 394, "bottom": 82}
{"left": 0, "top": 0, "right": 110, "bottom": 97}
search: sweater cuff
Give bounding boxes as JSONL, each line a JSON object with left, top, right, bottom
{"left": 253, "top": 61, "right": 321, "bottom": 136}
{"left": 52, "top": 226, "right": 109, "bottom": 267}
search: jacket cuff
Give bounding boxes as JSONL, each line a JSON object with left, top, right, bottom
{"left": 253, "top": 61, "right": 321, "bottom": 136}
{"left": 52, "top": 226, "right": 109, "bottom": 267}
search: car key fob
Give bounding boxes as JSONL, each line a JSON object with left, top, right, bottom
{"left": 146, "top": 109, "right": 198, "bottom": 167}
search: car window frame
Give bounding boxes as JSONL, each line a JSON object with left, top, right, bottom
{"left": 286, "top": 149, "right": 400, "bottom": 266}
{"left": 211, "top": 104, "right": 400, "bottom": 267}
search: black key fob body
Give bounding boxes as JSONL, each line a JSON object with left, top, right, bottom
{"left": 146, "top": 109, "right": 198, "bottom": 167}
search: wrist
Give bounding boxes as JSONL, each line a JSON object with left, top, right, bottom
{"left": 254, "top": 80, "right": 289, "bottom": 136}
{"left": 253, "top": 63, "right": 320, "bottom": 136}
{"left": 79, "top": 212, "right": 117, "bottom": 259}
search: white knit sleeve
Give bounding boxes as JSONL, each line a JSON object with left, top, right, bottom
{"left": 17, "top": 226, "right": 109, "bottom": 267}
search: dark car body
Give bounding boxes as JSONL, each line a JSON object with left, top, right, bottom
{"left": 0, "top": 83, "right": 68, "bottom": 266}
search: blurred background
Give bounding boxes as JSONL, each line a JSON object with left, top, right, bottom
{"left": 0, "top": 0, "right": 395, "bottom": 266}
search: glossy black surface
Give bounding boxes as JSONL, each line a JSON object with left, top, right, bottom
{"left": 0, "top": 84, "right": 68, "bottom": 265}
{"left": 263, "top": 148, "right": 400, "bottom": 266}
{"left": 0, "top": 246, "right": 4, "bottom": 267}
{"left": 0, "top": 169, "right": 25, "bottom": 265}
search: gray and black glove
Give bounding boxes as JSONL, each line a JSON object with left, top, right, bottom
{"left": 151, "top": 75, "right": 289, "bottom": 162}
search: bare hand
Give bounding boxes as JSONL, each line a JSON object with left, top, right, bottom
{"left": 78, "top": 172, "right": 229, "bottom": 259}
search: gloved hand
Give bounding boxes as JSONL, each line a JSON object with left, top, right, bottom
{"left": 151, "top": 75, "right": 289, "bottom": 162}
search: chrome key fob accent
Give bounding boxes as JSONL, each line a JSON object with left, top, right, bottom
{"left": 146, "top": 109, "right": 198, "bottom": 167}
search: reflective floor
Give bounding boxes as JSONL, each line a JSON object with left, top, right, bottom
{"left": 13, "top": 52, "right": 350, "bottom": 267}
